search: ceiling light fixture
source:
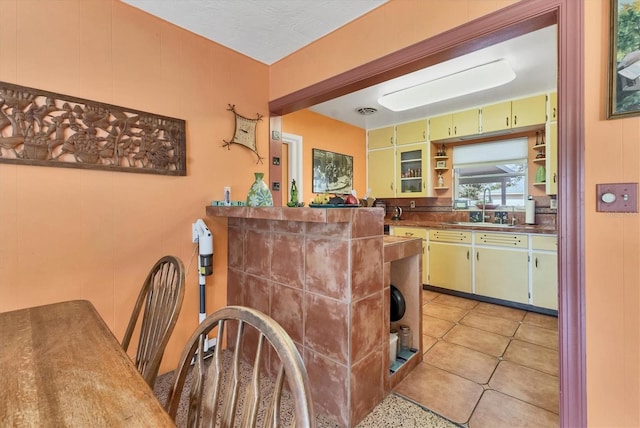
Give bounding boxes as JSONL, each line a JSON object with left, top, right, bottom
{"left": 377, "top": 59, "right": 516, "bottom": 111}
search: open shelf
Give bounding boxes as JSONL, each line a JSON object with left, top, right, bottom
{"left": 533, "top": 158, "right": 546, "bottom": 164}
{"left": 533, "top": 182, "right": 546, "bottom": 186}
{"left": 433, "top": 186, "right": 449, "bottom": 190}
{"left": 532, "top": 144, "right": 546, "bottom": 150}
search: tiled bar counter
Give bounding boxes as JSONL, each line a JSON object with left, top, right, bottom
{"left": 206, "top": 206, "right": 422, "bottom": 427}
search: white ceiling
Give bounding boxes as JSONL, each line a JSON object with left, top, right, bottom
{"left": 120, "top": 0, "right": 557, "bottom": 130}
{"left": 120, "top": 0, "right": 388, "bottom": 65}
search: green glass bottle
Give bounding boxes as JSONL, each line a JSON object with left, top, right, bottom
{"left": 290, "top": 179, "right": 298, "bottom": 204}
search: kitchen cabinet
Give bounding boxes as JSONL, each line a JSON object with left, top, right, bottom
{"left": 428, "top": 109, "right": 479, "bottom": 141}
{"left": 511, "top": 94, "right": 547, "bottom": 128}
{"left": 368, "top": 148, "right": 396, "bottom": 198}
{"left": 368, "top": 126, "right": 395, "bottom": 149}
{"left": 474, "top": 233, "right": 529, "bottom": 304}
{"left": 428, "top": 114, "right": 452, "bottom": 141}
{"left": 480, "top": 101, "right": 511, "bottom": 133}
{"left": 546, "top": 116, "right": 558, "bottom": 196}
{"left": 391, "top": 226, "right": 428, "bottom": 284}
{"left": 396, "top": 143, "right": 428, "bottom": 197}
{"left": 481, "top": 94, "right": 547, "bottom": 133}
{"left": 428, "top": 230, "right": 472, "bottom": 293}
{"left": 548, "top": 91, "right": 557, "bottom": 121}
{"left": 396, "top": 119, "right": 427, "bottom": 145}
{"left": 531, "top": 235, "right": 558, "bottom": 310}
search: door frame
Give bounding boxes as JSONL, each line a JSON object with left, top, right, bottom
{"left": 269, "top": 1, "right": 584, "bottom": 426}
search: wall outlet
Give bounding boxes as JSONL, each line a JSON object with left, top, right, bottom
{"left": 410, "top": 200, "right": 416, "bottom": 209}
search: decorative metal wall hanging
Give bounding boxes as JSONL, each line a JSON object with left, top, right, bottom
{"left": 0, "top": 81, "right": 186, "bottom": 175}
{"left": 223, "top": 104, "right": 263, "bottom": 164}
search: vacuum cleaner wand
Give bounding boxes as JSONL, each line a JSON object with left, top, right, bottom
{"left": 192, "top": 218, "right": 213, "bottom": 351}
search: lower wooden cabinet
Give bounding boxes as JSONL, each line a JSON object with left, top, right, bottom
{"left": 390, "top": 226, "right": 428, "bottom": 284}
{"left": 428, "top": 230, "right": 472, "bottom": 293}
{"left": 425, "top": 230, "right": 557, "bottom": 310}
{"left": 531, "top": 235, "right": 558, "bottom": 310}
{"left": 475, "top": 246, "right": 529, "bottom": 304}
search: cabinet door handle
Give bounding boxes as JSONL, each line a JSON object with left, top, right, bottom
{"left": 389, "top": 137, "right": 393, "bottom": 145}
{"left": 553, "top": 173, "right": 557, "bottom": 183}
{"left": 405, "top": 232, "right": 414, "bottom": 236}
{"left": 448, "top": 127, "right": 451, "bottom": 136}
{"left": 506, "top": 117, "right": 509, "bottom": 126}
{"left": 535, "top": 257, "right": 539, "bottom": 268}
{"left": 514, "top": 115, "right": 517, "bottom": 126}
{"left": 454, "top": 125, "right": 457, "bottom": 135}
{"left": 467, "top": 250, "right": 470, "bottom": 260}
{"left": 422, "top": 131, "right": 426, "bottom": 139}
{"left": 390, "top": 182, "right": 394, "bottom": 190}
{"left": 553, "top": 107, "right": 557, "bottom": 119}
{"left": 476, "top": 251, "right": 479, "bottom": 261}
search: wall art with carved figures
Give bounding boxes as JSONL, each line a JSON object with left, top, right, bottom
{"left": 0, "top": 81, "right": 186, "bottom": 175}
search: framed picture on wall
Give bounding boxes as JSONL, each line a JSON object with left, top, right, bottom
{"left": 608, "top": 0, "right": 640, "bottom": 118}
{"left": 312, "top": 148, "right": 353, "bottom": 194}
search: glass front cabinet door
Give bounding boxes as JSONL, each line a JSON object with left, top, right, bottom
{"left": 396, "top": 143, "right": 428, "bottom": 197}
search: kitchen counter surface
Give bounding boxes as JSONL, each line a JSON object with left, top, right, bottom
{"left": 385, "top": 219, "right": 556, "bottom": 234}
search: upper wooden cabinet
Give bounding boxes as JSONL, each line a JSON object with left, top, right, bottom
{"left": 396, "top": 119, "right": 428, "bottom": 145}
{"left": 511, "top": 94, "right": 547, "bottom": 128}
{"left": 428, "top": 114, "right": 453, "bottom": 141}
{"left": 429, "top": 109, "right": 479, "bottom": 141}
{"left": 549, "top": 91, "right": 557, "bottom": 121}
{"left": 368, "top": 126, "right": 395, "bottom": 149}
{"left": 546, "top": 121, "right": 558, "bottom": 195}
{"left": 481, "top": 94, "right": 547, "bottom": 133}
{"left": 368, "top": 148, "right": 396, "bottom": 198}
{"left": 481, "top": 101, "right": 511, "bottom": 133}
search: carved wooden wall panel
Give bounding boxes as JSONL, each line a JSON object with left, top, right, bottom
{"left": 0, "top": 82, "right": 186, "bottom": 175}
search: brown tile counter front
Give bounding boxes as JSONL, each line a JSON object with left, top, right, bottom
{"left": 206, "top": 206, "right": 422, "bottom": 427}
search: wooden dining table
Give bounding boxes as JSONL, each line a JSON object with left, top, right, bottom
{"left": 0, "top": 299, "right": 175, "bottom": 427}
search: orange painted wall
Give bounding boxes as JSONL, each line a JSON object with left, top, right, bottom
{"left": 270, "top": 0, "right": 640, "bottom": 426}
{"left": 282, "top": 109, "right": 366, "bottom": 203}
{"left": 0, "top": 1, "right": 636, "bottom": 424}
{"left": 0, "top": 0, "right": 270, "bottom": 373}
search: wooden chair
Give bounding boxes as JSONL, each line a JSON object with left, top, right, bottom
{"left": 165, "top": 306, "right": 316, "bottom": 428}
{"left": 122, "top": 255, "right": 186, "bottom": 387}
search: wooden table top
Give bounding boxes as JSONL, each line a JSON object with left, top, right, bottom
{"left": 0, "top": 300, "right": 175, "bottom": 427}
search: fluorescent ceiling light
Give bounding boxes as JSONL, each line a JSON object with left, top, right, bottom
{"left": 377, "top": 59, "right": 516, "bottom": 111}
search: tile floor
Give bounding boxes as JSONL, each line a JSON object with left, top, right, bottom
{"left": 394, "top": 289, "right": 559, "bottom": 427}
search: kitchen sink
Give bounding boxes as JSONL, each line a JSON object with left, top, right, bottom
{"left": 446, "top": 221, "right": 515, "bottom": 228}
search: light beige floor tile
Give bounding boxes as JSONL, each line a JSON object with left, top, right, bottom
{"left": 514, "top": 323, "right": 559, "bottom": 350}
{"left": 424, "top": 340, "right": 499, "bottom": 384}
{"left": 423, "top": 301, "right": 469, "bottom": 322}
{"left": 394, "top": 362, "right": 483, "bottom": 424}
{"left": 422, "top": 334, "right": 438, "bottom": 354}
{"left": 469, "top": 390, "right": 559, "bottom": 428}
{"left": 433, "top": 294, "right": 479, "bottom": 310}
{"left": 504, "top": 339, "right": 559, "bottom": 376}
{"left": 422, "top": 314, "right": 456, "bottom": 338}
{"left": 460, "top": 311, "right": 520, "bottom": 337}
{"left": 489, "top": 360, "right": 559, "bottom": 413}
{"left": 422, "top": 290, "right": 441, "bottom": 304}
{"left": 443, "top": 324, "right": 510, "bottom": 357}
{"left": 472, "top": 302, "right": 526, "bottom": 322}
{"left": 523, "top": 311, "right": 558, "bottom": 330}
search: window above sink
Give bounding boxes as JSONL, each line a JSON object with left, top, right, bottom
{"left": 452, "top": 138, "right": 528, "bottom": 210}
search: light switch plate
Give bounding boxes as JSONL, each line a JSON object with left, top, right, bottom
{"left": 596, "top": 182, "right": 638, "bottom": 212}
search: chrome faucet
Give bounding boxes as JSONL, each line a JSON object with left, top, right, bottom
{"left": 482, "top": 187, "right": 490, "bottom": 223}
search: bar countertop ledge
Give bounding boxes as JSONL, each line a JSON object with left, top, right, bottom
{"left": 206, "top": 206, "right": 423, "bottom": 428}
